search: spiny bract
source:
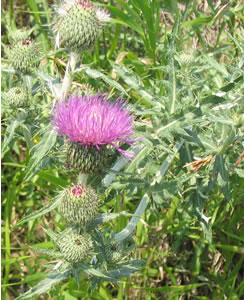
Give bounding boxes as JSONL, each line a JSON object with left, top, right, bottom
{"left": 10, "top": 39, "right": 40, "bottom": 73}
{"left": 2, "top": 86, "right": 29, "bottom": 108}
{"left": 56, "top": 231, "right": 93, "bottom": 263}
{"left": 53, "top": 0, "right": 110, "bottom": 50}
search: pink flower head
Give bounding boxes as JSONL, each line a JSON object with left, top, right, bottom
{"left": 23, "top": 39, "right": 31, "bottom": 46}
{"left": 52, "top": 95, "right": 136, "bottom": 158}
{"left": 72, "top": 187, "right": 83, "bottom": 196}
{"left": 78, "top": 1, "right": 92, "bottom": 7}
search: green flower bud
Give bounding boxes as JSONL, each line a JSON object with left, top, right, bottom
{"left": 56, "top": 231, "right": 93, "bottom": 263}
{"left": 10, "top": 39, "right": 40, "bottom": 73}
{"left": 2, "top": 86, "right": 29, "bottom": 108}
{"left": 59, "top": 184, "right": 99, "bottom": 227}
{"left": 65, "top": 142, "right": 109, "bottom": 173}
{"left": 105, "top": 240, "right": 124, "bottom": 264}
{"left": 54, "top": 1, "right": 110, "bottom": 51}
{"left": 177, "top": 51, "right": 195, "bottom": 66}
{"left": 9, "top": 29, "right": 31, "bottom": 44}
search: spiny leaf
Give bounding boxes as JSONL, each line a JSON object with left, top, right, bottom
{"left": 91, "top": 211, "right": 134, "bottom": 226}
{"left": 31, "top": 247, "right": 63, "bottom": 259}
{"left": 2, "top": 113, "right": 27, "bottom": 156}
{"left": 14, "top": 191, "right": 64, "bottom": 228}
{"left": 24, "top": 125, "right": 57, "bottom": 181}
{"left": 16, "top": 268, "right": 71, "bottom": 300}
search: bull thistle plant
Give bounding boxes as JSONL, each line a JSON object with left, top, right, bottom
{"left": 2, "top": 0, "right": 244, "bottom": 299}
{"left": 2, "top": 1, "right": 144, "bottom": 299}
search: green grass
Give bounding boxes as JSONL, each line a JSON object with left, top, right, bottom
{"left": 1, "top": 0, "right": 244, "bottom": 299}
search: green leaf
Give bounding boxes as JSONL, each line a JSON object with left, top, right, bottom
{"left": 181, "top": 16, "right": 213, "bottom": 27}
{"left": 25, "top": 0, "right": 51, "bottom": 51}
{"left": 38, "top": 171, "right": 67, "bottom": 187}
{"left": 2, "top": 113, "right": 27, "bottom": 156}
{"left": 76, "top": 263, "right": 111, "bottom": 279}
{"left": 151, "top": 181, "right": 178, "bottom": 201}
{"left": 111, "top": 0, "right": 141, "bottom": 22}
{"left": 203, "top": 54, "right": 229, "bottom": 77}
{"left": 20, "top": 123, "right": 34, "bottom": 149}
{"left": 111, "top": 63, "right": 164, "bottom": 108}
{"left": 235, "top": 168, "right": 244, "bottom": 178}
{"left": 215, "top": 155, "right": 231, "bottom": 200}
{"left": 215, "top": 244, "right": 244, "bottom": 254}
{"left": 3, "top": 273, "right": 47, "bottom": 288}
{"left": 125, "top": 145, "right": 152, "bottom": 173}
{"left": 107, "top": 6, "right": 144, "bottom": 36}
{"left": 91, "top": 211, "right": 134, "bottom": 226}
{"left": 103, "top": 145, "right": 144, "bottom": 187}
{"left": 76, "top": 66, "right": 128, "bottom": 95}
{"left": 14, "top": 191, "right": 64, "bottom": 228}
{"left": 104, "top": 260, "right": 145, "bottom": 279}
{"left": 31, "top": 246, "right": 63, "bottom": 258}
{"left": 16, "top": 268, "right": 71, "bottom": 299}
{"left": 25, "top": 125, "right": 57, "bottom": 180}
{"left": 43, "top": 227, "right": 58, "bottom": 241}
{"left": 133, "top": 283, "right": 207, "bottom": 292}
{"left": 2, "top": 256, "right": 31, "bottom": 266}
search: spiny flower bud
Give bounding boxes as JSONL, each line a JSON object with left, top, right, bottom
{"left": 54, "top": 1, "right": 110, "bottom": 50}
{"left": 10, "top": 39, "right": 40, "bottom": 73}
{"left": 9, "top": 29, "right": 31, "bottom": 44}
{"left": 177, "top": 51, "right": 195, "bottom": 67}
{"left": 56, "top": 231, "right": 93, "bottom": 263}
{"left": 105, "top": 240, "right": 124, "bottom": 264}
{"left": 59, "top": 184, "right": 99, "bottom": 227}
{"left": 66, "top": 143, "right": 108, "bottom": 173}
{"left": 2, "top": 86, "right": 29, "bottom": 108}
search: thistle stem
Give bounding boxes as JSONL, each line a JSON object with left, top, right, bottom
{"left": 78, "top": 173, "right": 88, "bottom": 185}
{"left": 60, "top": 51, "right": 80, "bottom": 102}
{"left": 23, "top": 74, "right": 32, "bottom": 94}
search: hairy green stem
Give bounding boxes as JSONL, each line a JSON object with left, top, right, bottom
{"left": 78, "top": 173, "right": 88, "bottom": 185}
{"left": 60, "top": 51, "right": 80, "bottom": 102}
{"left": 170, "top": 56, "right": 177, "bottom": 114}
{"left": 23, "top": 74, "right": 32, "bottom": 94}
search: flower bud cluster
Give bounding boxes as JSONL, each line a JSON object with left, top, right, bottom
{"left": 104, "top": 240, "right": 125, "bottom": 264}
{"left": 57, "top": 182, "right": 100, "bottom": 263}
{"left": 7, "top": 1, "right": 135, "bottom": 275}
{"left": 48, "top": 2, "right": 117, "bottom": 267}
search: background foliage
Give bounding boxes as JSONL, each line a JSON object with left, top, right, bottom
{"left": 2, "top": 0, "right": 244, "bottom": 299}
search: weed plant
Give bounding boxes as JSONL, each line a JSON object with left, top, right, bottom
{"left": 1, "top": 0, "right": 244, "bottom": 299}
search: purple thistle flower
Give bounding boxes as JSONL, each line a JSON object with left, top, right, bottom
{"left": 52, "top": 95, "right": 136, "bottom": 158}
{"left": 78, "top": 1, "right": 93, "bottom": 7}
